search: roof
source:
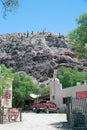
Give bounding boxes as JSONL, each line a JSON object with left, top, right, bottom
{"left": 30, "top": 93, "right": 41, "bottom": 99}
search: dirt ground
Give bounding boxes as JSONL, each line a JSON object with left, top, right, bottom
{"left": 0, "top": 112, "right": 73, "bottom": 130}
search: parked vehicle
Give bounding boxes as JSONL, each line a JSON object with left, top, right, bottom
{"left": 33, "top": 100, "right": 59, "bottom": 113}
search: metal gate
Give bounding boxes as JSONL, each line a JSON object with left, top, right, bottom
{"left": 71, "top": 98, "right": 87, "bottom": 113}
{"left": 66, "top": 97, "right": 87, "bottom": 128}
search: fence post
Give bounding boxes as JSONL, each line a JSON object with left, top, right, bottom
{"left": 8, "top": 108, "right": 11, "bottom": 122}
{"left": 0, "top": 107, "right": 1, "bottom": 123}
{"left": 66, "top": 97, "right": 72, "bottom": 124}
{"left": 1, "top": 106, "right": 4, "bottom": 124}
{"left": 19, "top": 108, "right": 22, "bottom": 122}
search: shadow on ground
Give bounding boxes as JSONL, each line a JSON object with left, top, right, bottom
{"left": 50, "top": 121, "right": 74, "bottom": 130}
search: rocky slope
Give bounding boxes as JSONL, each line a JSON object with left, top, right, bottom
{"left": 0, "top": 32, "right": 87, "bottom": 85}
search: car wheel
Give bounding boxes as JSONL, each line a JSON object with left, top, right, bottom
{"left": 36, "top": 109, "right": 40, "bottom": 113}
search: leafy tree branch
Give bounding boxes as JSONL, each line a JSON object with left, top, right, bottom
{"left": 0, "top": 0, "right": 19, "bottom": 16}
{"left": 68, "top": 13, "right": 87, "bottom": 59}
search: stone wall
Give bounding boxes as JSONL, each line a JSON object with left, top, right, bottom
{"left": 70, "top": 113, "right": 87, "bottom": 130}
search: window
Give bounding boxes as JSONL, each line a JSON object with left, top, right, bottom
{"left": 52, "top": 95, "right": 55, "bottom": 100}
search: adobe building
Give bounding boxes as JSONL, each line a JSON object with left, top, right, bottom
{"left": 50, "top": 78, "right": 87, "bottom": 112}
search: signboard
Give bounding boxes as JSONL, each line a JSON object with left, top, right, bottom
{"left": 76, "top": 91, "right": 87, "bottom": 98}
{"left": 2, "top": 90, "right": 11, "bottom": 99}
{"left": 1, "top": 89, "right": 12, "bottom": 107}
{"left": 9, "top": 108, "right": 19, "bottom": 116}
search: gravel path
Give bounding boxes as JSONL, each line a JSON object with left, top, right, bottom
{"left": 0, "top": 112, "right": 73, "bottom": 130}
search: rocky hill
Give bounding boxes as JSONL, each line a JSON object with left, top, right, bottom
{"left": 0, "top": 32, "right": 87, "bottom": 85}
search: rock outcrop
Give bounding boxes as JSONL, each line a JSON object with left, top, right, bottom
{"left": 0, "top": 32, "right": 87, "bottom": 84}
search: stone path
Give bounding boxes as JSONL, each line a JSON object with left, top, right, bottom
{"left": 0, "top": 112, "right": 73, "bottom": 130}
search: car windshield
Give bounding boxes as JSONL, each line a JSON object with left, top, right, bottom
{"left": 39, "top": 100, "right": 49, "bottom": 103}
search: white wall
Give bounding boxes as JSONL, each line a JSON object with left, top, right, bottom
{"left": 50, "top": 78, "right": 87, "bottom": 111}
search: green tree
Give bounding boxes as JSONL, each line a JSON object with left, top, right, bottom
{"left": 39, "top": 85, "right": 50, "bottom": 95}
{"left": 0, "top": 64, "right": 14, "bottom": 95}
{"left": 12, "top": 71, "right": 40, "bottom": 107}
{"left": 56, "top": 66, "right": 87, "bottom": 88}
{"left": 68, "top": 13, "right": 87, "bottom": 58}
{"left": 0, "top": 0, "right": 19, "bottom": 16}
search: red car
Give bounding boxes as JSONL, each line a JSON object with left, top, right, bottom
{"left": 33, "top": 100, "right": 59, "bottom": 113}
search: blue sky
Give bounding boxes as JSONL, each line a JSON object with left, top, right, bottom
{"left": 0, "top": 0, "right": 87, "bottom": 35}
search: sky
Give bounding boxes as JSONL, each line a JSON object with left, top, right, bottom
{"left": 0, "top": 0, "right": 87, "bottom": 36}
